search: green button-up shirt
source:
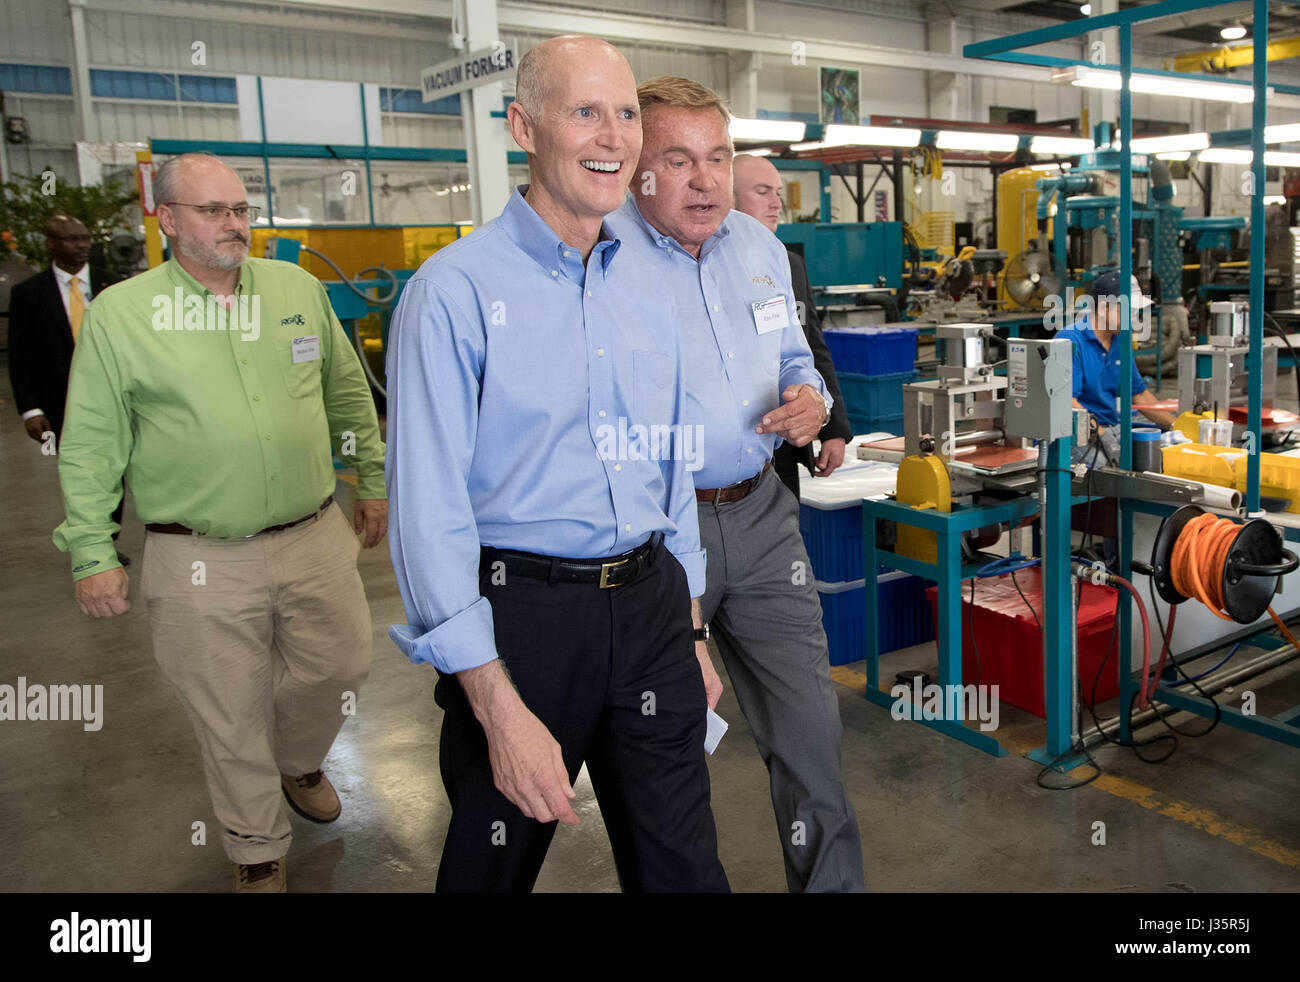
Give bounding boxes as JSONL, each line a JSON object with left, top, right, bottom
{"left": 54, "top": 256, "right": 386, "bottom": 580}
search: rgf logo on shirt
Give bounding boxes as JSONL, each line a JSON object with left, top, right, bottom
{"left": 280, "top": 313, "right": 306, "bottom": 326}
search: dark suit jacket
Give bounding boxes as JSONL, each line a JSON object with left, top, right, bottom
{"left": 7, "top": 265, "right": 123, "bottom": 435}
{"left": 774, "top": 249, "right": 853, "bottom": 479}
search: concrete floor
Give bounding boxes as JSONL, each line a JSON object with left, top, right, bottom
{"left": 2, "top": 385, "right": 1299, "bottom": 893}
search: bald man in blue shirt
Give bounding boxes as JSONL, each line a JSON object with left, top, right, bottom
{"left": 386, "top": 37, "right": 727, "bottom": 893}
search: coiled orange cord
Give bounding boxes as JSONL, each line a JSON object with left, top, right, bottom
{"left": 1168, "top": 513, "right": 1300, "bottom": 649}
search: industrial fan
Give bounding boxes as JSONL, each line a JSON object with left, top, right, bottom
{"left": 1003, "top": 248, "right": 1062, "bottom": 308}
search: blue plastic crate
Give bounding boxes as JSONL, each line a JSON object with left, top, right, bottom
{"left": 816, "top": 574, "right": 936, "bottom": 667}
{"left": 846, "top": 411, "right": 903, "bottom": 435}
{"left": 838, "top": 370, "right": 916, "bottom": 422}
{"left": 799, "top": 502, "right": 866, "bottom": 582}
{"left": 823, "top": 326, "right": 918, "bottom": 376}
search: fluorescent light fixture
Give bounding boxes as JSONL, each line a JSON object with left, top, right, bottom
{"left": 1080, "top": 3, "right": 1092, "bottom": 14}
{"left": 1198, "top": 148, "right": 1300, "bottom": 165}
{"left": 1060, "top": 65, "right": 1266, "bottom": 104}
{"left": 1265, "top": 195, "right": 1288, "bottom": 205}
{"left": 1030, "top": 135, "right": 1094, "bottom": 155}
{"left": 1265, "top": 122, "right": 1300, "bottom": 143}
{"left": 1029, "top": 162, "right": 1062, "bottom": 171}
{"left": 936, "top": 130, "right": 1020, "bottom": 152}
{"left": 823, "top": 124, "right": 922, "bottom": 148}
{"left": 1220, "top": 23, "right": 1247, "bottom": 41}
{"left": 735, "top": 148, "right": 773, "bottom": 157}
{"left": 728, "top": 117, "right": 806, "bottom": 143}
{"left": 1130, "top": 132, "right": 1209, "bottom": 154}
{"left": 1155, "top": 151, "right": 1191, "bottom": 161}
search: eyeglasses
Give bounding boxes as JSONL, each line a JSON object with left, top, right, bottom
{"left": 164, "top": 202, "right": 261, "bottom": 222}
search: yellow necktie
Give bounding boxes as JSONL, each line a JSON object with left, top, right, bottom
{"left": 68, "top": 277, "right": 86, "bottom": 342}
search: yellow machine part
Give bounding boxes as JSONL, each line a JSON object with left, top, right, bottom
{"left": 895, "top": 454, "right": 952, "bottom": 565}
{"left": 1174, "top": 410, "right": 1212, "bottom": 443}
{"left": 1162, "top": 443, "right": 1300, "bottom": 513}
{"left": 1167, "top": 35, "right": 1300, "bottom": 74}
{"left": 249, "top": 225, "right": 467, "bottom": 278}
{"left": 995, "top": 167, "right": 1055, "bottom": 308}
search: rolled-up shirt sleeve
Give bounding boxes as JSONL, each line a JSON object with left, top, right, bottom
{"left": 385, "top": 277, "right": 498, "bottom": 674}
{"left": 662, "top": 319, "right": 706, "bottom": 597}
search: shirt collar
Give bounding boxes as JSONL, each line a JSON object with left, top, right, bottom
{"left": 54, "top": 264, "right": 89, "bottom": 288}
{"left": 499, "top": 185, "right": 621, "bottom": 281}
{"left": 620, "top": 195, "right": 731, "bottom": 261}
{"left": 166, "top": 256, "right": 251, "bottom": 298}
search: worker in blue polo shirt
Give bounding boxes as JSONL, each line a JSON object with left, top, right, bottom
{"left": 1064, "top": 269, "right": 1175, "bottom": 468}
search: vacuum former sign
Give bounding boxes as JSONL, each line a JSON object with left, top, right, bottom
{"left": 421, "top": 44, "right": 517, "bottom": 101}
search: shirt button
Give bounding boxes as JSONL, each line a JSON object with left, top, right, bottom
{"left": 742, "top": 399, "right": 749, "bottom": 406}
{"left": 728, "top": 351, "right": 735, "bottom": 358}
{"left": 747, "top": 447, "right": 754, "bottom": 453}
{"left": 550, "top": 270, "right": 558, "bottom": 277}
{"left": 712, "top": 305, "right": 720, "bottom": 312}
{"left": 241, "top": 358, "right": 248, "bottom": 366}
{"left": 265, "top": 434, "right": 272, "bottom": 442}
{"left": 614, "top": 463, "right": 622, "bottom": 472}
{"left": 253, "top": 395, "right": 261, "bottom": 402}
{"left": 598, "top": 410, "right": 607, "bottom": 418}
{"left": 586, "top": 290, "right": 592, "bottom": 297}
{"left": 624, "top": 523, "right": 631, "bottom": 532}
{"left": 597, "top": 347, "right": 604, "bottom": 356}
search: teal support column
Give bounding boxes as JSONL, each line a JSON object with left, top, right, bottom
{"left": 1247, "top": 0, "right": 1268, "bottom": 515}
{"left": 1117, "top": 23, "right": 1135, "bottom": 741}
{"left": 1042, "top": 437, "right": 1073, "bottom": 759}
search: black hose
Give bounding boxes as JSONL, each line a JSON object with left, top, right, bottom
{"left": 1263, "top": 312, "right": 1300, "bottom": 415}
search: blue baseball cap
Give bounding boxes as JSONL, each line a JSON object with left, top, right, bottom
{"left": 1089, "top": 269, "right": 1153, "bottom": 310}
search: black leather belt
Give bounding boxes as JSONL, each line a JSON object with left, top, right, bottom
{"left": 481, "top": 533, "right": 662, "bottom": 589}
{"left": 146, "top": 496, "right": 334, "bottom": 538}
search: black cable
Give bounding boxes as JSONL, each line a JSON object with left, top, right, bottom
{"left": 1263, "top": 312, "right": 1300, "bottom": 417}
{"left": 1009, "top": 568, "right": 1042, "bottom": 632}
{"left": 1145, "top": 575, "right": 1221, "bottom": 739}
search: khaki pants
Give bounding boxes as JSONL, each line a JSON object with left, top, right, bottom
{"left": 141, "top": 502, "right": 372, "bottom": 864}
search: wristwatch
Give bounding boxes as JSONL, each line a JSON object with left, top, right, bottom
{"left": 694, "top": 625, "right": 710, "bottom": 643}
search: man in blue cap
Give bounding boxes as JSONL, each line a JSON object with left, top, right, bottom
{"left": 1063, "top": 268, "right": 1175, "bottom": 468}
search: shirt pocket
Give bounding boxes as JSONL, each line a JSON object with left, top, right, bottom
{"left": 276, "top": 332, "right": 324, "bottom": 399}
{"left": 632, "top": 348, "right": 675, "bottom": 428}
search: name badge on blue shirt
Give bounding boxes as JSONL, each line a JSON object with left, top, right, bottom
{"left": 751, "top": 296, "right": 789, "bottom": 335}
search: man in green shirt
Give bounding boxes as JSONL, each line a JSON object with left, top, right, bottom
{"left": 54, "top": 152, "right": 387, "bottom": 893}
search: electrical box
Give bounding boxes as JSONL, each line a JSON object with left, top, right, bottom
{"left": 1004, "top": 338, "right": 1073, "bottom": 442}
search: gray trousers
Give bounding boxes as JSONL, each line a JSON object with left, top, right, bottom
{"left": 697, "top": 465, "right": 865, "bottom": 892}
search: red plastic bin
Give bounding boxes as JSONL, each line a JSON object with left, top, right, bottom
{"left": 924, "top": 567, "right": 1119, "bottom": 718}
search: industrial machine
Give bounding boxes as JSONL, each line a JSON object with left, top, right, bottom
{"left": 1176, "top": 300, "right": 1278, "bottom": 422}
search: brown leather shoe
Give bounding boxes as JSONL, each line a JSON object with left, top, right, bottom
{"left": 235, "top": 859, "right": 286, "bottom": 893}
{"left": 281, "top": 769, "right": 342, "bottom": 823}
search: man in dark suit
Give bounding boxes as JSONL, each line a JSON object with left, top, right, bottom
{"left": 733, "top": 154, "right": 853, "bottom": 498}
{"left": 9, "top": 213, "right": 128, "bottom": 560}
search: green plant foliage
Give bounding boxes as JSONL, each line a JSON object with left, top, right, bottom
{"left": 0, "top": 173, "right": 138, "bottom": 273}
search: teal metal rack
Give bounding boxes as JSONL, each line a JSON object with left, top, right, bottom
{"left": 965, "top": 0, "right": 1292, "bottom": 750}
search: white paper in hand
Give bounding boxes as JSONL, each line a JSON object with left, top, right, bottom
{"left": 704, "top": 708, "right": 728, "bottom": 755}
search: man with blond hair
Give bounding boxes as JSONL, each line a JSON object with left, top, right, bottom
{"left": 386, "top": 37, "right": 728, "bottom": 893}
{"left": 606, "top": 76, "right": 865, "bottom": 893}
{"left": 55, "top": 152, "right": 387, "bottom": 893}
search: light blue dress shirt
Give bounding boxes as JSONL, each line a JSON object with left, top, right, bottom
{"left": 385, "top": 187, "right": 706, "bottom": 675}
{"left": 605, "top": 198, "right": 829, "bottom": 490}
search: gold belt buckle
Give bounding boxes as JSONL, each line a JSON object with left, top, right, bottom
{"left": 599, "top": 556, "right": 630, "bottom": 589}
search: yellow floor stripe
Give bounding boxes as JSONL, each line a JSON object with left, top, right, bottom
{"left": 827, "top": 666, "right": 1300, "bottom": 869}
{"left": 1083, "top": 772, "right": 1300, "bottom": 871}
